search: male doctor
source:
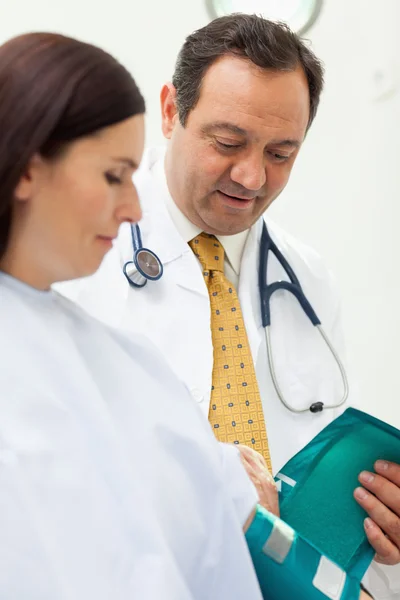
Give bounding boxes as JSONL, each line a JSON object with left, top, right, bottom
{"left": 59, "top": 14, "right": 400, "bottom": 597}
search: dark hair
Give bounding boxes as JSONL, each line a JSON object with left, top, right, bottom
{"left": 172, "top": 14, "right": 324, "bottom": 129}
{"left": 0, "top": 32, "right": 145, "bottom": 259}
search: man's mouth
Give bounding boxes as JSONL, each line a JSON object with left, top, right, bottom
{"left": 216, "top": 190, "right": 256, "bottom": 209}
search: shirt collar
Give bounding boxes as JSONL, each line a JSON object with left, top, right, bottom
{"left": 153, "top": 156, "right": 249, "bottom": 276}
{"left": 217, "top": 230, "right": 249, "bottom": 276}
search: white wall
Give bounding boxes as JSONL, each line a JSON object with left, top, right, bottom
{"left": 2, "top": 0, "right": 399, "bottom": 424}
{"left": 268, "top": 0, "right": 400, "bottom": 425}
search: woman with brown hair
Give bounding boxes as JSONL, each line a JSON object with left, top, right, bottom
{"left": 0, "top": 32, "right": 263, "bottom": 600}
{"left": 0, "top": 31, "right": 371, "bottom": 600}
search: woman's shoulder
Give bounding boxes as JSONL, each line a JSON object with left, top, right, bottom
{"left": 53, "top": 290, "right": 182, "bottom": 380}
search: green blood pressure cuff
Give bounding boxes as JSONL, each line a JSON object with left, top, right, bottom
{"left": 275, "top": 408, "right": 400, "bottom": 581}
{"left": 246, "top": 504, "right": 361, "bottom": 600}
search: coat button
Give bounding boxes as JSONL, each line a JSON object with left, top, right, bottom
{"left": 191, "top": 388, "right": 204, "bottom": 403}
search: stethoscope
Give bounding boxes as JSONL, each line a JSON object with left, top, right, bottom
{"left": 123, "top": 222, "right": 349, "bottom": 414}
{"left": 123, "top": 224, "right": 163, "bottom": 287}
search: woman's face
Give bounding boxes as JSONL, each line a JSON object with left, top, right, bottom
{"left": 12, "top": 114, "right": 144, "bottom": 287}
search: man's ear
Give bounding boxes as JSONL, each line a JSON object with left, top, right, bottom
{"left": 160, "top": 82, "right": 179, "bottom": 139}
{"left": 14, "top": 154, "right": 44, "bottom": 202}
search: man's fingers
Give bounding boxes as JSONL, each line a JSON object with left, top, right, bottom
{"left": 354, "top": 486, "right": 400, "bottom": 543}
{"left": 359, "top": 470, "right": 400, "bottom": 515}
{"left": 354, "top": 485, "right": 400, "bottom": 567}
{"left": 375, "top": 461, "right": 400, "bottom": 488}
{"left": 364, "top": 518, "right": 400, "bottom": 565}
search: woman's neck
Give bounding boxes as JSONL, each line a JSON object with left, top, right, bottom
{"left": 0, "top": 241, "right": 53, "bottom": 291}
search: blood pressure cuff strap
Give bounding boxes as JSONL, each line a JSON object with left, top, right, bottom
{"left": 246, "top": 504, "right": 361, "bottom": 600}
{"left": 275, "top": 408, "right": 400, "bottom": 581}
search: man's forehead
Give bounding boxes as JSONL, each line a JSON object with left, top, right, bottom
{"left": 200, "top": 55, "right": 304, "bottom": 90}
{"left": 194, "top": 56, "right": 310, "bottom": 137}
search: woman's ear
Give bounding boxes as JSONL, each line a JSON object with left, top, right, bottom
{"left": 14, "top": 154, "right": 44, "bottom": 202}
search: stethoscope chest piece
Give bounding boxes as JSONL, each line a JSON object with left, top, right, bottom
{"left": 123, "top": 225, "right": 163, "bottom": 288}
{"left": 123, "top": 221, "right": 349, "bottom": 414}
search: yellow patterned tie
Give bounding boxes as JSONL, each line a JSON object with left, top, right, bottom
{"left": 189, "top": 233, "right": 272, "bottom": 471}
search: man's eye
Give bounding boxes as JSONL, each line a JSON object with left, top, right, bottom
{"left": 105, "top": 173, "right": 122, "bottom": 185}
{"left": 269, "top": 152, "right": 290, "bottom": 162}
{"left": 216, "top": 141, "right": 241, "bottom": 150}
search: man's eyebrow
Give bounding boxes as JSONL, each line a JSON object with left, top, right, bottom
{"left": 201, "top": 124, "right": 301, "bottom": 148}
{"left": 268, "top": 139, "right": 301, "bottom": 148}
{"left": 201, "top": 122, "right": 248, "bottom": 137}
{"left": 112, "top": 157, "right": 139, "bottom": 169}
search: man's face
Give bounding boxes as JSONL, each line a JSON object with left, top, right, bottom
{"left": 162, "top": 55, "right": 310, "bottom": 236}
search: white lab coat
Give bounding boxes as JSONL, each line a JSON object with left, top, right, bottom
{"left": 0, "top": 272, "right": 262, "bottom": 600}
{"left": 58, "top": 146, "right": 349, "bottom": 473}
{"left": 57, "top": 146, "right": 400, "bottom": 599}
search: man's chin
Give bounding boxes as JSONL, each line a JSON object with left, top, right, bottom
{"left": 201, "top": 214, "right": 255, "bottom": 236}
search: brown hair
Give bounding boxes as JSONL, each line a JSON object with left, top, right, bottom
{"left": 172, "top": 14, "right": 324, "bottom": 128}
{"left": 0, "top": 32, "right": 145, "bottom": 259}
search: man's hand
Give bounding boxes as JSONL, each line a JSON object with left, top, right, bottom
{"left": 354, "top": 460, "right": 400, "bottom": 565}
{"left": 237, "top": 444, "right": 279, "bottom": 517}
